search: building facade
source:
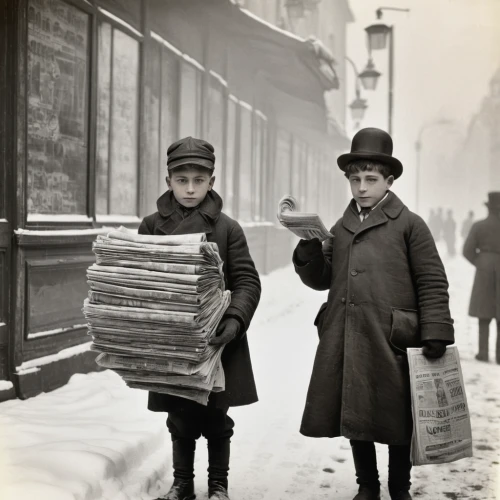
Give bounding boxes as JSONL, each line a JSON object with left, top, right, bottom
{"left": 0, "top": 0, "right": 353, "bottom": 400}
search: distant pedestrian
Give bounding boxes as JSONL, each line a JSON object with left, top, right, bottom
{"left": 443, "top": 209, "right": 457, "bottom": 256}
{"left": 461, "top": 210, "right": 474, "bottom": 239}
{"left": 463, "top": 192, "right": 500, "bottom": 363}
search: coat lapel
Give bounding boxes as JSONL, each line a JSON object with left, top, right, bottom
{"left": 342, "top": 191, "right": 405, "bottom": 236}
{"left": 342, "top": 200, "right": 362, "bottom": 234}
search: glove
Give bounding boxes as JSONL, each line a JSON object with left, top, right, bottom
{"left": 209, "top": 318, "right": 241, "bottom": 346}
{"left": 295, "top": 238, "right": 322, "bottom": 263}
{"left": 422, "top": 340, "right": 447, "bottom": 359}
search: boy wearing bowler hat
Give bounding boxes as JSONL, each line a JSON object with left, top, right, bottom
{"left": 463, "top": 191, "right": 500, "bottom": 363}
{"left": 139, "top": 137, "right": 261, "bottom": 500}
{"left": 292, "top": 128, "right": 454, "bottom": 500}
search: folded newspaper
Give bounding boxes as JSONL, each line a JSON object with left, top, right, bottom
{"left": 407, "top": 346, "right": 473, "bottom": 465}
{"left": 277, "top": 195, "right": 333, "bottom": 241}
{"left": 83, "top": 226, "right": 231, "bottom": 405}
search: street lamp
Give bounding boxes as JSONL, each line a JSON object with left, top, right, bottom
{"left": 364, "top": 7, "right": 410, "bottom": 135}
{"left": 345, "top": 56, "right": 369, "bottom": 127}
{"left": 359, "top": 58, "right": 381, "bottom": 91}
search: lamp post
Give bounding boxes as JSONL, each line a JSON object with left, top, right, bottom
{"left": 345, "top": 56, "right": 369, "bottom": 129}
{"left": 364, "top": 7, "right": 410, "bottom": 135}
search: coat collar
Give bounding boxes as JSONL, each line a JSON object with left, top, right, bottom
{"left": 155, "top": 189, "right": 223, "bottom": 236}
{"left": 342, "top": 191, "right": 405, "bottom": 235}
{"left": 156, "top": 189, "right": 223, "bottom": 219}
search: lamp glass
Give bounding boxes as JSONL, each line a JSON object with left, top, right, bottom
{"left": 360, "top": 74, "right": 378, "bottom": 91}
{"left": 349, "top": 99, "right": 368, "bottom": 121}
{"left": 365, "top": 23, "right": 390, "bottom": 50}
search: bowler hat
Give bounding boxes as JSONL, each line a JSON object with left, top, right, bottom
{"left": 485, "top": 192, "right": 500, "bottom": 209}
{"left": 167, "top": 136, "right": 215, "bottom": 171}
{"left": 337, "top": 127, "right": 403, "bottom": 179}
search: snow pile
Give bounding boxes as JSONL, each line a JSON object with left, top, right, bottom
{"left": 0, "top": 371, "right": 169, "bottom": 500}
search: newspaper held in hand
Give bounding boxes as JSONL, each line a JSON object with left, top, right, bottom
{"left": 407, "top": 346, "right": 473, "bottom": 465}
{"left": 277, "top": 195, "right": 333, "bottom": 242}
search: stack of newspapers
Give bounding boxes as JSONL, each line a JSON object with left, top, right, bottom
{"left": 83, "top": 227, "right": 231, "bottom": 405}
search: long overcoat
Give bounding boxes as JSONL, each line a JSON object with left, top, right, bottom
{"left": 463, "top": 214, "right": 500, "bottom": 320}
{"left": 294, "top": 192, "right": 454, "bottom": 445}
{"left": 138, "top": 189, "right": 261, "bottom": 411}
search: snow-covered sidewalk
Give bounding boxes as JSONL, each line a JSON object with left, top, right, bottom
{"left": 1, "top": 250, "right": 499, "bottom": 500}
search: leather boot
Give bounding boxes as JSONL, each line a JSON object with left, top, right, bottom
{"left": 207, "top": 438, "right": 230, "bottom": 499}
{"left": 350, "top": 440, "right": 380, "bottom": 500}
{"left": 159, "top": 478, "right": 196, "bottom": 500}
{"left": 388, "top": 444, "right": 412, "bottom": 500}
{"left": 158, "top": 438, "right": 196, "bottom": 500}
{"left": 476, "top": 319, "right": 489, "bottom": 362}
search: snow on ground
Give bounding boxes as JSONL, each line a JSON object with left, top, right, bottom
{"left": 1, "top": 242, "right": 500, "bottom": 500}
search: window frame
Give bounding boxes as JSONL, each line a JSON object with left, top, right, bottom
{"left": 24, "top": 0, "right": 95, "bottom": 226}
{"left": 94, "top": 7, "right": 143, "bottom": 221}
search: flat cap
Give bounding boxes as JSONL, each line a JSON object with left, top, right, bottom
{"left": 167, "top": 136, "right": 215, "bottom": 171}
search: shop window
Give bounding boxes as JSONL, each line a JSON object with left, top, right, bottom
{"left": 96, "top": 22, "right": 140, "bottom": 215}
{"left": 147, "top": 40, "right": 161, "bottom": 211}
{"left": 159, "top": 48, "right": 180, "bottom": 186}
{"left": 275, "top": 128, "right": 292, "bottom": 210}
{"left": 27, "top": 0, "right": 90, "bottom": 215}
{"left": 148, "top": 36, "right": 180, "bottom": 205}
{"left": 253, "top": 111, "right": 268, "bottom": 221}
{"left": 224, "top": 96, "right": 238, "bottom": 218}
{"left": 238, "top": 102, "right": 253, "bottom": 221}
{"left": 292, "top": 137, "right": 307, "bottom": 209}
{"left": 207, "top": 73, "right": 226, "bottom": 198}
{"left": 179, "top": 59, "right": 202, "bottom": 138}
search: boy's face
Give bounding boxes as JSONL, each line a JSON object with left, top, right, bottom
{"left": 348, "top": 170, "right": 394, "bottom": 208}
{"left": 166, "top": 166, "right": 215, "bottom": 208}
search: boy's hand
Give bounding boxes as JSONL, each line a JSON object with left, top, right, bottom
{"left": 209, "top": 318, "right": 241, "bottom": 345}
{"left": 422, "top": 340, "right": 447, "bottom": 359}
{"left": 296, "top": 238, "right": 322, "bottom": 263}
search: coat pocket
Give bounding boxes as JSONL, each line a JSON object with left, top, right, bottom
{"left": 389, "top": 308, "right": 420, "bottom": 354}
{"left": 314, "top": 302, "right": 328, "bottom": 338}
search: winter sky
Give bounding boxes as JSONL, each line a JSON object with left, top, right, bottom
{"left": 345, "top": 0, "right": 500, "bottom": 213}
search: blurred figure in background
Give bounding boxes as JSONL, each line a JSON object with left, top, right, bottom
{"left": 461, "top": 210, "right": 475, "bottom": 240}
{"left": 435, "top": 207, "right": 444, "bottom": 242}
{"left": 463, "top": 192, "right": 500, "bottom": 363}
{"left": 443, "top": 209, "right": 457, "bottom": 256}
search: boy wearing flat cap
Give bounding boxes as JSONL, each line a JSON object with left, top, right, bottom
{"left": 139, "top": 137, "right": 261, "bottom": 500}
{"left": 292, "top": 128, "right": 454, "bottom": 500}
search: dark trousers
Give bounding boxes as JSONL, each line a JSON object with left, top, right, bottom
{"left": 167, "top": 404, "right": 234, "bottom": 483}
{"left": 350, "top": 440, "right": 412, "bottom": 494}
{"left": 478, "top": 318, "right": 500, "bottom": 362}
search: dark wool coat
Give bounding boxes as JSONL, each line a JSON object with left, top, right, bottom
{"left": 293, "top": 191, "right": 455, "bottom": 445}
{"left": 463, "top": 214, "right": 500, "bottom": 320}
{"left": 138, "top": 189, "right": 261, "bottom": 411}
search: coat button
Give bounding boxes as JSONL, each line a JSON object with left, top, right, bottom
{"left": 350, "top": 269, "right": 358, "bottom": 276}
{"left": 354, "top": 239, "right": 360, "bottom": 244}
{"left": 341, "top": 298, "right": 346, "bottom": 303}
